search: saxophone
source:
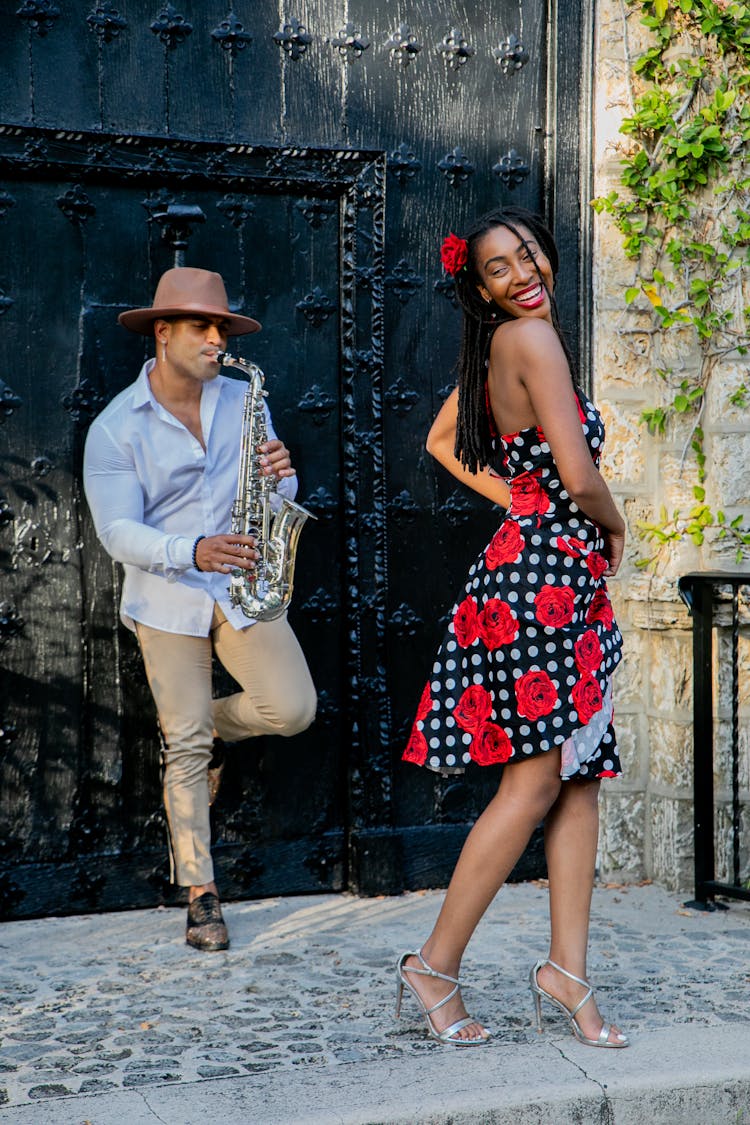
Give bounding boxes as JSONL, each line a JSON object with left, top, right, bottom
{"left": 218, "top": 351, "right": 316, "bottom": 621}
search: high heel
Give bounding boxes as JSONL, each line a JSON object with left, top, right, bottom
{"left": 395, "top": 950, "right": 490, "bottom": 1046}
{"left": 529, "top": 959, "right": 629, "bottom": 1048}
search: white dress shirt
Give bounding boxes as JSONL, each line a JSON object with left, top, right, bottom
{"left": 83, "top": 359, "right": 298, "bottom": 636}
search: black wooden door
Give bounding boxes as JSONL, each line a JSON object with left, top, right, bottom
{"left": 0, "top": 1, "right": 589, "bottom": 919}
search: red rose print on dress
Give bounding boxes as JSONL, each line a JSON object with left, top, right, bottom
{"left": 585, "top": 589, "right": 614, "bottom": 630}
{"left": 477, "top": 599, "right": 519, "bottom": 650}
{"left": 453, "top": 596, "right": 480, "bottom": 647}
{"left": 586, "top": 551, "right": 608, "bottom": 580}
{"left": 453, "top": 684, "right": 493, "bottom": 733}
{"left": 486, "top": 521, "right": 526, "bottom": 569}
{"left": 555, "top": 536, "right": 586, "bottom": 558}
{"left": 515, "top": 669, "right": 559, "bottom": 720}
{"left": 403, "top": 726, "right": 428, "bottom": 764}
{"left": 509, "top": 469, "right": 550, "bottom": 517}
{"left": 416, "top": 682, "right": 433, "bottom": 722}
{"left": 572, "top": 674, "right": 603, "bottom": 723}
{"left": 470, "top": 721, "right": 514, "bottom": 765}
{"left": 534, "top": 584, "right": 576, "bottom": 628}
{"left": 574, "top": 629, "right": 603, "bottom": 674}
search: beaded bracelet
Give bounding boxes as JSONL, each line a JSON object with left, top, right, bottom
{"left": 192, "top": 535, "right": 206, "bottom": 571}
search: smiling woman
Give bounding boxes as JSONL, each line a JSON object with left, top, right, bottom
{"left": 396, "top": 207, "right": 630, "bottom": 1052}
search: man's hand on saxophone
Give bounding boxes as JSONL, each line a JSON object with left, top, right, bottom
{"left": 194, "top": 533, "right": 259, "bottom": 574}
{"left": 258, "top": 438, "right": 297, "bottom": 480}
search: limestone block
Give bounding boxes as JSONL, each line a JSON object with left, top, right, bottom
{"left": 713, "top": 719, "right": 750, "bottom": 795}
{"left": 649, "top": 717, "right": 694, "bottom": 790}
{"left": 704, "top": 363, "right": 750, "bottom": 427}
{"left": 613, "top": 711, "right": 645, "bottom": 780}
{"left": 715, "top": 629, "right": 750, "bottom": 715}
{"left": 710, "top": 433, "right": 750, "bottom": 506}
{"left": 650, "top": 795, "right": 694, "bottom": 892}
{"left": 613, "top": 628, "right": 645, "bottom": 706}
{"left": 652, "top": 452, "right": 704, "bottom": 514}
{"left": 714, "top": 803, "right": 750, "bottom": 886}
{"left": 598, "top": 402, "right": 645, "bottom": 483}
{"left": 648, "top": 632, "right": 693, "bottom": 714}
{"left": 598, "top": 790, "right": 646, "bottom": 881}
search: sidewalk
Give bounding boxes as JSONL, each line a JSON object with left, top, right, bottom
{"left": 0, "top": 881, "right": 749, "bottom": 1124}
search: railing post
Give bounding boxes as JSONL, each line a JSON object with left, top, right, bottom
{"left": 690, "top": 577, "right": 715, "bottom": 906}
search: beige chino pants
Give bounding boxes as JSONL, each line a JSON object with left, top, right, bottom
{"left": 136, "top": 605, "right": 316, "bottom": 887}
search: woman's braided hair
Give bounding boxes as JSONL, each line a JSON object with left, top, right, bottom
{"left": 450, "top": 206, "right": 575, "bottom": 474}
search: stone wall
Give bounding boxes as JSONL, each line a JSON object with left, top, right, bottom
{"left": 592, "top": 0, "right": 750, "bottom": 891}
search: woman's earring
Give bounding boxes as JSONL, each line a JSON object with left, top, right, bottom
{"left": 162, "top": 342, "right": 167, "bottom": 362}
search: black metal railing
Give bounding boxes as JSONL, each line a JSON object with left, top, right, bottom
{"left": 678, "top": 572, "right": 750, "bottom": 908}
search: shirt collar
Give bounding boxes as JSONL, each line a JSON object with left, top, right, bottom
{"left": 130, "top": 358, "right": 224, "bottom": 414}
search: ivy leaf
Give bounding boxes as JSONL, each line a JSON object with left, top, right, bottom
{"left": 625, "top": 286, "right": 640, "bottom": 304}
{"left": 693, "top": 485, "right": 706, "bottom": 501}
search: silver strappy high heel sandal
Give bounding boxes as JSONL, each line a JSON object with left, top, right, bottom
{"left": 529, "top": 959, "right": 629, "bottom": 1048}
{"left": 395, "top": 949, "right": 490, "bottom": 1046}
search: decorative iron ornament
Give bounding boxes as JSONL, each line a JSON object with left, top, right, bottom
{"left": 273, "top": 17, "right": 312, "bottom": 60}
{"left": 151, "top": 202, "right": 206, "bottom": 266}
{"left": 387, "top": 143, "right": 421, "bottom": 185}
{"left": 0, "top": 290, "right": 14, "bottom": 316}
{"left": 0, "top": 190, "right": 16, "bottom": 218}
{"left": 211, "top": 11, "right": 253, "bottom": 56}
{"left": 385, "top": 259, "right": 423, "bottom": 305}
{"left": 62, "top": 378, "right": 106, "bottom": 425}
{"left": 0, "top": 499, "right": 15, "bottom": 527}
{"left": 0, "top": 380, "right": 22, "bottom": 421}
{"left": 492, "top": 148, "right": 530, "bottom": 189}
{"left": 303, "top": 829, "right": 342, "bottom": 883}
{"left": 150, "top": 4, "right": 193, "bottom": 49}
{"left": 384, "top": 376, "right": 419, "bottom": 415}
{"left": 0, "top": 603, "right": 24, "bottom": 646}
{"left": 13, "top": 518, "right": 52, "bottom": 567}
{"left": 329, "top": 22, "right": 370, "bottom": 63}
{"left": 314, "top": 689, "right": 339, "bottom": 725}
{"left": 30, "top": 456, "right": 52, "bottom": 477}
{"left": 389, "top": 603, "right": 423, "bottom": 637}
{"left": 56, "top": 184, "right": 95, "bottom": 226}
{"left": 295, "top": 198, "right": 336, "bottom": 228}
{"left": 0, "top": 720, "right": 18, "bottom": 749}
{"left": 300, "top": 587, "right": 337, "bottom": 624}
{"left": 231, "top": 847, "right": 264, "bottom": 886}
{"left": 355, "top": 265, "right": 377, "bottom": 291}
{"left": 297, "top": 384, "right": 336, "bottom": 424}
{"left": 216, "top": 193, "right": 254, "bottom": 228}
{"left": 387, "top": 489, "right": 419, "bottom": 524}
{"left": 355, "top": 349, "right": 379, "bottom": 378}
{"left": 443, "top": 490, "right": 473, "bottom": 526}
{"left": 493, "top": 32, "right": 529, "bottom": 74}
{"left": 436, "top": 27, "right": 475, "bottom": 70}
{"left": 86, "top": 3, "right": 127, "bottom": 43}
{"left": 438, "top": 146, "right": 475, "bottom": 187}
{"left": 16, "top": 0, "right": 60, "bottom": 37}
{"left": 86, "top": 142, "right": 116, "bottom": 167}
{"left": 434, "top": 275, "right": 458, "bottom": 307}
{"left": 296, "top": 287, "right": 336, "bottom": 327}
{"left": 303, "top": 486, "right": 338, "bottom": 520}
{"left": 385, "top": 23, "right": 421, "bottom": 67}
{"left": 141, "top": 187, "right": 176, "bottom": 220}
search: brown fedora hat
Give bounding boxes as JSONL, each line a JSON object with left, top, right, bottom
{"left": 118, "top": 267, "right": 261, "bottom": 336}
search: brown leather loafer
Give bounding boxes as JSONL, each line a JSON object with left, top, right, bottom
{"left": 186, "top": 892, "right": 229, "bottom": 952}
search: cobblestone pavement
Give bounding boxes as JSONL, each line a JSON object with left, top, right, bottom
{"left": 0, "top": 881, "right": 749, "bottom": 1114}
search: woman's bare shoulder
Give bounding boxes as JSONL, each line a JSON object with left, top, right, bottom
{"left": 490, "top": 317, "right": 565, "bottom": 366}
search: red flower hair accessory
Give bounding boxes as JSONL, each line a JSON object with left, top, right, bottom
{"left": 440, "top": 232, "right": 469, "bottom": 276}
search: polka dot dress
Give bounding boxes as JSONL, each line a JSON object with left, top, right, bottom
{"left": 403, "top": 391, "right": 623, "bottom": 780}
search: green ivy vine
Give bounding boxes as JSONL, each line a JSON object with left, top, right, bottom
{"left": 592, "top": 0, "right": 750, "bottom": 566}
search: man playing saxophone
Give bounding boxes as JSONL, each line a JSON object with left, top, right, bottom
{"left": 83, "top": 267, "right": 317, "bottom": 952}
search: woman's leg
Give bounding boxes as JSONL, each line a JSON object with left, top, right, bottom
{"left": 538, "top": 779, "right": 626, "bottom": 1043}
{"left": 404, "top": 750, "right": 564, "bottom": 1041}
